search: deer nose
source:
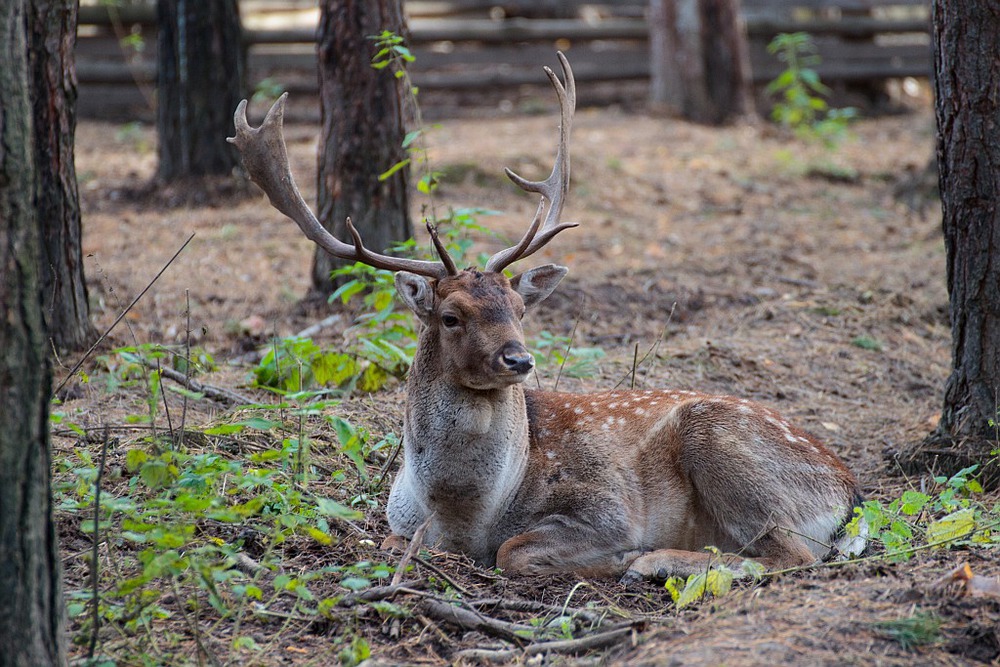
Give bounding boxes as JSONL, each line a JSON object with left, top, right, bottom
{"left": 500, "top": 342, "right": 534, "bottom": 374}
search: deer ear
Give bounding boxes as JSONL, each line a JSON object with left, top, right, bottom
{"left": 510, "top": 264, "right": 567, "bottom": 309}
{"left": 395, "top": 272, "right": 436, "bottom": 322}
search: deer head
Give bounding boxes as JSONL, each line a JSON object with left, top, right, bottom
{"left": 229, "top": 53, "right": 577, "bottom": 391}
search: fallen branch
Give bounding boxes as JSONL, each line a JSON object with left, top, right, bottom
{"left": 469, "top": 598, "right": 607, "bottom": 626}
{"left": 336, "top": 582, "right": 428, "bottom": 608}
{"left": 417, "top": 599, "right": 536, "bottom": 643}
{"left": 137, "top": 356, "right": 253, "bottom": 406}
{"left": 392, "top": 516, "right": 432, "bottom": 586}
{"left": 294, "top": 313, "right": 343, "bottom": 339}
{"left": 452, "top": 625, "right": 638, "bottom": 662}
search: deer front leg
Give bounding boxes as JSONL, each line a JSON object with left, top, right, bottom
{"left": 621, "top": 530, "right": 818, "bottom": 582}
{"left": 496, "top": 516, "right": 642, "bottom": 578}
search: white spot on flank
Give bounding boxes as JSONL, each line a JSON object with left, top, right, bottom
{"left": 617, "top": 417, "right": 626, "bottom": 426}
{"left": 574, "top": 407, "right": 584, "bottom": 414}
{"left": 563, "top": 402, "right": 571, "bottom": 409}
{"left": 635, "top": 407, "right": 646, "bottom": 416}
{"left": 609, "top": 402, "right": 618, "bottom": 409}
{"left": 546, "top": 450, "right": 556, "bottom": 459}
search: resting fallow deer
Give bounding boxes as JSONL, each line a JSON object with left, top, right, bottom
{"left": 228, "top": 53, "right": 866, "bottom": 582}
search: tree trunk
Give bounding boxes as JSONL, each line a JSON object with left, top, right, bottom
{"left": 313, "top": 0, "right": 413, "bottom": 295}
{"left": 649, "top": 0, "right": 753, "bottom": 125}
{"left": 914, "top": 0, "right": 1000, "bottom": 487}
{"left": 156, "top": 0, "right": 244, "bottom": 181}
{"left": 27, "top": 0, "right": 95, "bottom": 353}
{"left": 0, "top": 1, "right": 67, "bottom": 664}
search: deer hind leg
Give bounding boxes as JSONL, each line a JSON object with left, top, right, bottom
{"left": 496, "top": 518, "right": 640, "bottom": 578}
{"left": 622, "top": 528, "right": 817, "bottom": 582}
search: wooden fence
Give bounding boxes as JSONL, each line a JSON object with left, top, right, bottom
{"left": 76, "top": 0, "right": 930, "bottom": 121}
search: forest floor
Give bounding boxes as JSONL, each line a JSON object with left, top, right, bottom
{"left": 54, "top": 97, "right": 1000, "bottom": 666}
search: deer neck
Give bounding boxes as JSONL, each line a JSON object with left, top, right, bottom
{"left": 402, "top": 337, "right": 531, "bottom": 531}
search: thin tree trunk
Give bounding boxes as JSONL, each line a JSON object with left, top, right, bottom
{"left": 28, "top": 0, "right": 95, "bottom": 352}
{"left": 0, "top": 1, "right": 67, "bottom": 664}
{"left": 649, "top": 0, "right": 753, "bottom": 125}
{"left": 912, "top": 0, "right": 1000, "bottom": 486}
{"left": 313, "top": 0, "right": 412, "bottom": 295}
{"left": 156, "top": 0, "right": 244, "bottom": 181}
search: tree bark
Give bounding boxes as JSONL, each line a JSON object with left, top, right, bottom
{"left": 313, "top": 0, "right": 413, "bottom": 295}
{"left": 0, "top": 1, "right": 67, "bottom": 664}
{"left": 916, "top": 0, "right": 1000, "bottom": 486}
{"left": 156, "top": 0, "right": 245, "bottom": 181}
{"left": 649, "top": 0, "right": 753, "bottom": 125}
{"left": 27, "top": 0, "right": 95, "bottom": 353}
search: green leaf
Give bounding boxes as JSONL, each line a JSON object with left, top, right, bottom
{"left": 378, "top": 158, "right": 410, "bottom": 181}
{"left": 314, "top": 496, "right": 364, "bottom": 520}
{"left": 340, "top": 576, "right": 370, "bottom": 591}
{"left": 203, "top": 423, "right": 245, "bottom": 436}
{"left": 665, "top": 567, "right": 734, "bottom": 609}
{"left": 402, "top": 129, "right": 422, "bottom": 149}
{"left": 305, "top": 526, "right": 334, "bottom": 546}
{"left": 900, "top": 490, "right": 931, "bottom": 516}
{"left": 232, "top": 635, "right": 262, "bottom": 651}
{"left": 125, "top": 448, "right": 148, "bottom": 472}
{"left": 927, "top": 508, "right": 976, "bottom": 545}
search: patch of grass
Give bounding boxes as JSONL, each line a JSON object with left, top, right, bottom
{"left": 872, "top": 611, "right": 942, "bottom": 650}
{"left": 851, "top": 335, "right": 883, "bottom": 351}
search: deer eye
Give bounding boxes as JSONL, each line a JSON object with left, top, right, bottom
{"left": 441, "top": 313, "right": 461, "bottom": 328}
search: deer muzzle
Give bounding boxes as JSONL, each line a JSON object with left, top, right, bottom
{"left": 498, "top": 341, "right": 535, "bottom": 376}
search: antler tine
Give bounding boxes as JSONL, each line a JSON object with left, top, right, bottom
{"left": 485, "top": 52, "right": 579, "bottom": 274}
{"left": 425, "top": 221, "right": 459, "bottom": 276}
{"left": 228, "top": 93, "right": 449, "bottom": 279}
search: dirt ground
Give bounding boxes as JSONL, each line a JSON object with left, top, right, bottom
{"left": 57, "top": 97, "right": 1000, "bottom": 665}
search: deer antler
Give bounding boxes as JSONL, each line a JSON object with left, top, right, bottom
{"left": 228, "top": 93, "right": 453, "bottom": 279}
{"left": 485, "top": 52, "right": 578, "bottom": 274}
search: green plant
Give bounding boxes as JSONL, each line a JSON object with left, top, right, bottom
{"left": 844, "top": 465, "right": 1000, "bottom": 561}
{"left": 851, "top": 335, "right": 883, "bottom": 351}
{"left": 871, "top": 611, "right": 942, "bottom": 650}
{"left": 252, "top": 77, "right": 285, "bottom": 105}
{"left": 53, "top": 407, "right": 389, "bottom": 658}
{"left": 765, "top": 32, "right": 857, "bottom": 147}
{"left": 663, "top": 556, "right": 764, "bottom": 609}
{"left": 531, "top": 330, "right": 606, "bottom": 379}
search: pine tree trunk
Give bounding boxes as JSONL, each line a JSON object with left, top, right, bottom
{"left": 313, "top": 0, "right": 412, "bottom": 295}
{"left": 156, "top": 0, "right": 244, "bottom": 181}
{"left": 649, "top": 0, "right": 753, "bottom": 125}
{"left": 27, "top": 0, "right": 95, "bottom": 353}
{"left": 0, "top": 1, "right": 67, "bottom": 664}
{"left": 914, "top": 0, "right": 1000, "bottom": 486}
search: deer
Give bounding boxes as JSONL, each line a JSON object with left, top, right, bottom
{"left": 228, "top": 53, "right": 866, "bottom": 582}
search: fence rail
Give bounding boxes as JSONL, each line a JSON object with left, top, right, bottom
{"left": 75, "top": 0, "right": 930, "bottom": 121}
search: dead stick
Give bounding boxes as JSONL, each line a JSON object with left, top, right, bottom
{"left": 392, "top": 515, "right": 432, "bottom": 586}
{"left": 418, "top": 599, "right": 536, "bottom": 643}
{"left": 412, "top": 555, "right": 472, "bottom": 597}
{"left": 55, "top": 233, "right": 195, "bottom": 397}
{"left": 294, "top": 313, "right": 343, "bottom": 339}
{"left": 135, "top": 356, "right": 252, "bottom": 406}
{"left": 453, "top": 625, "right": 636, "bottom": 662}
{"left": 469, "top": 598, "right": 605, "bottom": 625}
